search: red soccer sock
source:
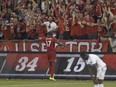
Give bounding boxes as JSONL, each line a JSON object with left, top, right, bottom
{"left": 49, "top": 63, "right": 55, "bottom": 78}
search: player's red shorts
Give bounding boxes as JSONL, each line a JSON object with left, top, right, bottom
{"left": 47, "top": 50, "right": 56, "bottom": 62}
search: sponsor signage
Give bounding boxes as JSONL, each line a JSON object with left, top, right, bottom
{"left": 0, "top": 53, "right": 115, "bottom": 79}
{"left": 0, "top": 40, "right": 108, "bottom": 52}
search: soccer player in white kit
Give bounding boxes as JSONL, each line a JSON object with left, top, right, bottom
{"left": 80, "top": 51, "right": 107, "bottom": 87}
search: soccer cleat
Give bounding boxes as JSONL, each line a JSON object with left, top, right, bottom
{"left": 49, "top": 77, "right": 56, "bottom": 81}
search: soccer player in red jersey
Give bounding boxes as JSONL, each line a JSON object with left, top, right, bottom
{"left": 39, "top": 32, "right": 65, "bottom": 81}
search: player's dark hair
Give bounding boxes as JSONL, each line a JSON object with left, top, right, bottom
{"left": 80, "top": 51, "right": 87, "bottom": 58}
{"left": 80, "top": 51, "right": 89, "bottom": 60}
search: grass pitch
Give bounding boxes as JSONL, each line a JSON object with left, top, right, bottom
{"left": 0, "top": 79, "right": 115, "bottom": 87}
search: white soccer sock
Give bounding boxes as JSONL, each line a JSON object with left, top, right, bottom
{"left": 94, "top": 84, "right": 99, "bottom": 87}
{"left": 99, "top": 84, "right": 104, "bottom": 87}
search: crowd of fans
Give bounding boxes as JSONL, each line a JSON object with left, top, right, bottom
{"left": 0, "top": 0, "right": 116, "bottom": 41}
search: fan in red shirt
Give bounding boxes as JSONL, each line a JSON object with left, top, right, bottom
{"left": 35, "top": 20, "right": 47, "bottom": 38}
{"left": 57, "top": 18, "right": 65, "bottom": 39}
{"left": 71, "top": 11, "right": 86, "bottom": 39}
{"left": 111, "top": 1, "right": 116, "bottom": 15}
{"left": 1, "top": 23, "right": 11, "bottom": 40}
{"left": 94, "top": 19, "right": 107, "bottom": 48}
{"left": 95, "top": 1, "right": 103, "bottom": 20}
{"left": 39, "top": 32, "right": 65, "bottom": 81}
{"left": 83, "top": 12, "right": 97, "bottom": 39}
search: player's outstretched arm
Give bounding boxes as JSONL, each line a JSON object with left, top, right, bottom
{"left": 56, "top": 41, "right": 65, "bottom": 48}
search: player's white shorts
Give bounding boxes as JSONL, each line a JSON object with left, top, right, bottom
{"left": 97, "top": 66, "right": 107, "bottom": 80}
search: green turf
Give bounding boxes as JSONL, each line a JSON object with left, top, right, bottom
{"left": 0, "top": 79, "right": 115, "bottom": 87}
